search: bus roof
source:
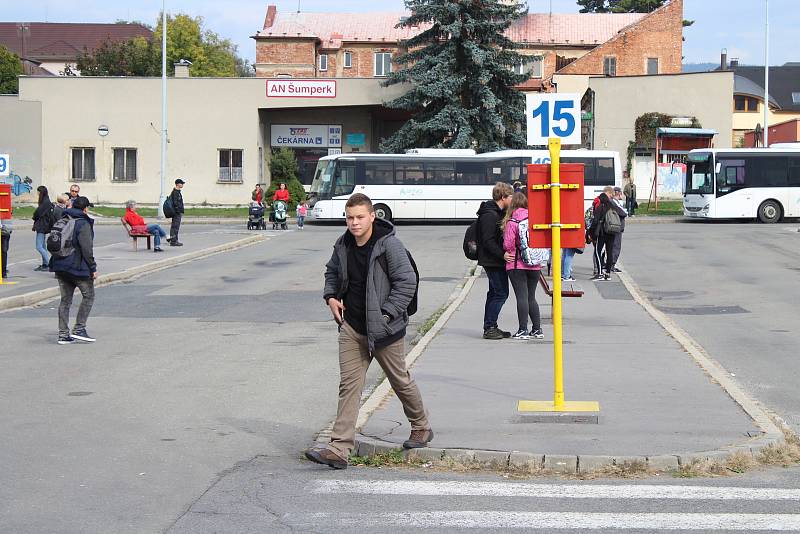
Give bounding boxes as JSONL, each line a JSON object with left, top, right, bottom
{"left": 688, "top": 147, "right": 800, "bottom": 155}
{"left": 318, "top": 149, "right": 620, "bottom": 161}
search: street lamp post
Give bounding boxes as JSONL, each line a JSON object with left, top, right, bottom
{"left": 158, "top": 1, "right": 168, "bottom": 218}
{"left": 763, "top": 0, "right": 770, "bottom": 147}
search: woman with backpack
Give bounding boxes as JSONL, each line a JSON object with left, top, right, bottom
{"left": 501, "top": 192, "right": 544, "bottom": 340}
{"left": 588, "top": 190, "right": 618, "bottom": 281}
{"left": 32, "top": 185, "right": 53, "bottom": 271}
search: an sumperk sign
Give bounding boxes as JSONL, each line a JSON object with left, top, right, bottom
{"left": 525, "top": 93, "right": 581, "bottom": 146}
{"left": 0, "top": 154, "right": 8, "bottom": 177}
{"left": 266, "top": 79, "right": 337, "bottom": 98}
{"left": 270, "top": 125, "right": 342, "bottom": 148}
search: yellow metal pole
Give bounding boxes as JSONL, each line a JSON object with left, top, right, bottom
{"left": 549, "top": 138, "right": 564, "bottom": 409}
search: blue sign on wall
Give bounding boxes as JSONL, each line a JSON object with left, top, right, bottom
{"left": 346, "top": 133, "right": 366, "bottom": 146}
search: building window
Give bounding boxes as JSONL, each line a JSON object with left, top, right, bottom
{"left": 792, "top": 92, "right": 800, "bottom": 105}
{"left": 71, "top": 147, "right": 95, "bottom": 182}
{"left": 344, "top": 51, "right": 352, "bottom": 68}
{"left": 603, "top": 56, "right": 617, "bottom": 77}
{"left": 513, "top": 57, "right": 542, "bottom": 78}
{"left": 647, "top": 57, "right": 659, "bottom": 75}
{"left": 112, "top": 148, "right": 137, "bottom": 182}
{"left": 734, "top": 95, "right": 760, "bottom": 112}
{"left": 319, "top": 54, "right": 328, "bottom": 72}
{"left": 219, "top": 149, "right": 243, "bottom": 183}
{"left": 374, "top": 52, "right": 392, "bottom": 77}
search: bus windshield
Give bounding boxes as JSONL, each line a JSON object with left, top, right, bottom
{"left": 686, "top": 153, "right": 714, "bottom": 195}
{"left": 310, "top": 159, "right": 335, "bottom": 198}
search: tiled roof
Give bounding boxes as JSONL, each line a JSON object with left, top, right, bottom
{"left": 0, "top": 22, "right": 152, "bottom": 61}
{"left": 256, "top": 9, "right": 645, "bottom": 48}
{"left": 733, "top": 65, "right": 800, "bottom": 112}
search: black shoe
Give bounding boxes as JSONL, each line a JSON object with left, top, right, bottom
{"left": 71, "top": 328, "right": 95, "bottom": 342}
{"left": 169, "top": 241, "right": 183, "bottom": 247}
{"left": 57, "top": 334, "right": 76, "bottom": 345}
{"left": 304, "top": 447, "right": 348, "bottom": 469}
{"left": 153, "top": 247, "right": 163, "bottom": 252}
{"left": 34, "top": 265, "right": 48, "bottom": 272}
{"left": 602, "top": 273, "right": 611, "bottom": 281}
{"left": 612, "top": 267, "right": 622, "bottom": 273}
{"left": 403, "top": 429, "right": 434, "bottom": 449}
{"left": 590, "top": 274, "right": 604, "bottom": 281}
{"left": 483, "top": 327, "right": 505, "bottom": 340}
{"left": 500, "top": 328, "right": 511, "bottom": 338}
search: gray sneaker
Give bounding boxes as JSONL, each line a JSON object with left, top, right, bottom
{"left": 71, "top": 328, "right": 95, "bottom": 342}
{"left": 530, "top": 329, "right": 544, "bottom": 340}
{"left": 57, "top": 334, "right": 76, "bottom": 345}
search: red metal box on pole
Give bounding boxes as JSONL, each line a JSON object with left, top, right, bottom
{"left": 527, "top": 163, "right": 585, "bottom": 249}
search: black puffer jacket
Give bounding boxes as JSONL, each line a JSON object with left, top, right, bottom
{"left": 169, "top": 188, "right": 185, "bottom": 214}
{"left": 32, "top": 198, "right": 54, "bottom": 233}
{"left": 476, "top": 200, "right": 505, "bottom": 269}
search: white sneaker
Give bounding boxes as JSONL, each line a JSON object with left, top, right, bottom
{"left": 511, "top": 329, "right": 531, "bottom": 340}
{"left": 530, "top": 329, "right": 544, "bottom": 339}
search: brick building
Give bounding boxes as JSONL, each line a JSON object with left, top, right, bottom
{"left": 253, "top": 0, "right": 684, "bottom": 90}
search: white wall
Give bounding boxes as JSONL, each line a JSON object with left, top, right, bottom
{"left": 0, "top": 95, "right": 41, "bottom": 204}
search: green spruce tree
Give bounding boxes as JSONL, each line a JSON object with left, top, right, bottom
{"left": 380, "top": 0, "right": 532, "bottom": 153}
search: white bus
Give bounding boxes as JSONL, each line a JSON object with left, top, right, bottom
{"left": 684, "top": 148, "right": 800, "bottom": 223}
{"left": 309, "top": 150, "right": 621, "bottom": 221}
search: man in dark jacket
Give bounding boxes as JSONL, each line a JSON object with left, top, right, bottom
{"left": 477, "top": 182, "right": 514, "bottom": 340}
{"left": 168, "top": 179, "right": 186, "bottom": 246}
{"left": 50, "top": 196, "right": 97, "bottom": 344}
{"left": 1, "top": 219, "right": 11, "bottom": 279}
{"left": 306, "top": 193, "right": 431, "bottom": 470}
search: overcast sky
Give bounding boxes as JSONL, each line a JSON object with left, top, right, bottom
{"left": 3, "top": 1, "right": 794, "bottom": 67}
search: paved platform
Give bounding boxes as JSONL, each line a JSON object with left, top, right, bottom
{"left": 358, "top": 262, "right": 768, "bottom": 466}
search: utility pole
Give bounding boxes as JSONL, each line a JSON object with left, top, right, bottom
{"left": 763, "top": 0, "right": 770, "bottom": 147}
{"left": 159, "top": 1, "right": 168, "bottom": 218}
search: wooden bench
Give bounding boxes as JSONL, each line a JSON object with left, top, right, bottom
{"left": 538, "top": 271, "right": 584, "bottom": 298}
{"left": 121, "top": 218, "right": 152, "bottom": 251}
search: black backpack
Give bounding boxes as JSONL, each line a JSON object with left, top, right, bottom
{"left": 163, "top": 197, "right": 175, "bottom": 218}
{"left": 377, "top": 248, "right": 420, "bottom": 317}
{"left": 463, "top": 220, "right": 479, "bottom": 260}
{"left": 47, "top": 216, "right": 78, "bottom": 258}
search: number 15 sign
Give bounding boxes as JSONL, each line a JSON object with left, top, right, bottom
{"left": 525, "top": 93, "right": 581, "bottom": 146}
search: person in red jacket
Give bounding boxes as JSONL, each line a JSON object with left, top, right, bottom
{"left": 272, "top": 182, "right": 290, "bottom": 203}
{"left": 123, "top": 200, "right": 167, "bottom": 252}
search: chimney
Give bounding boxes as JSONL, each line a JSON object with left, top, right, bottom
{"left": 264, "top": 5, "right": 277, "bottom": 29}
{"left": 174, "top": 59, "right": 192, "bottom": 78}
{"left": 730, "top": 58, "right": 739, "bottom": 68}
{"left": 720, "top": 48, "right": 728, "bottom": 70}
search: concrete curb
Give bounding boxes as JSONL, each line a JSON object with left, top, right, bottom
{"left": 351, "top": 263, "right": 787, "bottom": 475}
{"left": 0, "top": 234, "right": 267, "bottom": 313}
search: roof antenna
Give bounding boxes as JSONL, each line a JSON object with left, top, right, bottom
{"left": 297, "top": 0, "right": 301, "bottom": 13}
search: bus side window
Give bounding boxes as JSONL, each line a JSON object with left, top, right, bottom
{"left": 564, "top": 158, "right": 598, "bottom": 185}
{"left": 396, "top": 161, "right": 425, "bottom": 186}
{"left": 425, "top": 162, "right": 456, "bottom": 185}
{"left": 364, "top": 161, "right": 394, "bottom": 185}
{"left": 333, "top": 161, "right": 357, "bottom": 196}
{"left": 789, "top": 157, "right": 800, "bottom": 186}
{"left": 456, "top": 161, "right": 488, "bottom": 185}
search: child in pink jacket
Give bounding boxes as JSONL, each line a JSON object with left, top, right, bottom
{"left": 502, "top": 192, "right": 543, "bottom": 340}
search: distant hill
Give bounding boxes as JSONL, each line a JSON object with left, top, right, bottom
{"left": 682, "top": 63, "right": 720, "bottom": 73}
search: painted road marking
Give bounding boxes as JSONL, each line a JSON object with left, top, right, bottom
{"left": 295, "top": 511, "right": 800, "bottom": 530}
{"left": 312, "top": 480, "right": 800, "bottom": 501}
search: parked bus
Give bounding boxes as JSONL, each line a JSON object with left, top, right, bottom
{"left": 308, "top": 150, "right": 621, "bottom": 221}
{"left": 684, "top": 148, "right": 800, "bottom": 223}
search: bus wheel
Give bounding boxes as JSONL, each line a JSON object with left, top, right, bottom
{"left": 757, "top": 200, "right": 782, "bottom": 223}
{"left": 374, "top": 204, "right": 392, "bottom": 222}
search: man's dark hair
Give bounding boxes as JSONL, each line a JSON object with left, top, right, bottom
{"left": 345, "top": 193, "right": 374, "bottom": 212}
{"left": 72, "top": 196, "right": 91, "bottom": 211}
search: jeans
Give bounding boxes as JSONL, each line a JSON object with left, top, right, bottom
{"left": 1, "top": 231, "right": 9, "bottom": 275}
{"left": 169, "top": 213, "right": 182, "bottom": 243}
{"left": 561, "top": 248, "right": 577, "bottom": 279}
{"left": 35, "top": 232, "right": 49, "bottom": 266}
{"left": 508, "top": 269, "right": 541, "bottom": 332}
{"left": 626, "top": 197, "right": 636, "bottom": 216}
{"left": 147, "top": 223, "right": 167, "bottom": 247}
{"left": 56, "top": 274, "right": 95, "bottom": 335}
{"left": 483, "top": 267, "right": 509, "bottom": 330}
{"left": 297, "top": 215, "right": 305, "bottom": 228}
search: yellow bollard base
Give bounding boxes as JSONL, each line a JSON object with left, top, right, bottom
{"left": 0, "top": 281, "right": 18, "bottom": 285}
{"left": 518, "top": 400, "right": 600, "bottom": 412}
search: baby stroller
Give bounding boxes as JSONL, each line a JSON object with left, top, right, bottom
{"left": 247, "top": 202, "right": 266, "bottom": 230}
{"left": 272, "top": 200, "right": 288, "bottom": 230}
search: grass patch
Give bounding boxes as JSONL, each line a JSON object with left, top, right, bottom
{"left": 758, "top": 437, "right": 800, "bottom": 467}
{"left": 726, "top": 451, "right": 758, "bottom": 474}
{"left": 9, "top": 206, "right": 34, "bottom": 218}
{"left": 418, "top": 305, "right": 447, "bottom": 337}
{"left": 638, "top": 200, "right": 683, "bottom": 216}
{"left": 90, "top": 206, "right": 157, "bottom": 218}
{"left": 672, "top": 459, "right": 728, "bottom": 478}
{"left": 350, "top": 449, "right": 409, "bottom": 467}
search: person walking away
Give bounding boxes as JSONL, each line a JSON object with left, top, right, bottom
{"left": 49, "top": 196, "right": 97, "bottom": 344}
{"left": 168, "top": 179, "right": 185, "bottom": 246}
{"left": 502, "top": 192, "right": 544, "bottom": 340}
{"left": 589, "top": 189, "right": 616, "bottom": 281}
{"left": 297, "top": 199, "right": 308, "bottom": 229}
{"left": 252, "top": 184, "right": 264, "bottom": 205}
{"left": 477, "top": 182, "right": 514, "bottom": 339}
{"left": 32, "top": 185, "right": 54, "bottom": 271}
{"left": 1, "top": 218, "right": 11, "bottom": 279}
{"left": 623, "top": 179, "right": 637, "bottom": 217}
{"left": 273, "top": 182, "right": 290, "bottom": 203}
{"left": 610, "top": 187, "right": 628, "bottom": 272}
{"left": 123, "top": 200, "right": 167, "bottom": 252}
{"left": 307, "top": 193, "right": 431, "bottom": 469}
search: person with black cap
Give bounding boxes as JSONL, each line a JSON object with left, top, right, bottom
{"left": 169, "top": 179, "right": 185, "bottom": 246}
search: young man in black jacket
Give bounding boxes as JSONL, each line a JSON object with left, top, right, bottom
{"left": 477, "top": 182, "right": 514, "bottom": 340}
{"left": 168, "top": 179, "right": 186, "bottom": 246}
{"left": 306, "top": 193, "right": 431, "bottom": 470}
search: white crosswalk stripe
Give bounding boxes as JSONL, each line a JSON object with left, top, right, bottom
{"left": 312, "top": 480, "right": 800, "bottom": 501}
{"left": 297, "top": 511, "right": 800, "bottom": 530}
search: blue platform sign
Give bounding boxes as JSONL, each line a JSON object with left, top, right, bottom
{"left": 0, "top": 154, "right": 8, "bottom": 177}
{"left": 346, "top": 133, "right": 366, "bottom": 147}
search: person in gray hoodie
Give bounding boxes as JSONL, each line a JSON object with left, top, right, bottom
{"left": 306, "top": 193, "right": 432, "bottom": 469}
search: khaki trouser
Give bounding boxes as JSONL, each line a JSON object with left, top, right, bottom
{"left": 328, "top": 322, "right": 430, "bottom": 458}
